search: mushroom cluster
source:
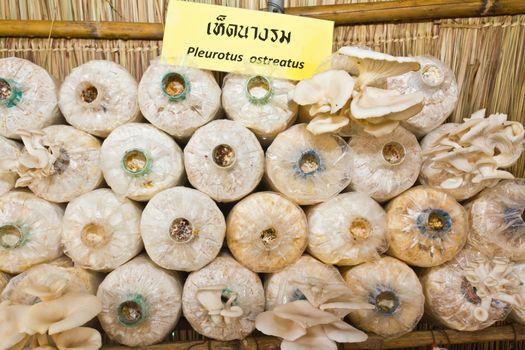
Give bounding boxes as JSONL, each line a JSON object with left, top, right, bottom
{"left": 292, "top": 46, "right": 424, "bottom": 137}
{"left": 461, "top": 255, "right": 523, "bottom": 322}
{"left": 196, "top": 285, "right": 244, "bottom": 324}
{"left": 0, "top": 270, "right": 102, "bottom": 350}
{"left": 420, "top": 109, "right": 525, "bottom": 200}
{"left": 256, "top": 281, "right": 373, "bottom": 350}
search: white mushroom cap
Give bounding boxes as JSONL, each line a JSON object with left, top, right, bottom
{"left": 336, "top": 46, "right": 421, "bottom": 86}
{"left": 292, "top": 70, "right": 354, "bottom": 116}
{"left": 26, "top": 293, "right": 101, "bottom": 335}
{"left": 52, "top": 327, "right": 102, "bottom": 350}
{"left": 350, "top": 87, "right": 424, "bottom": 120}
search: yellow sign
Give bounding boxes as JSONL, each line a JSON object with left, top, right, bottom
{"left": 161, "top": 1, "right": 334, "bottom": 80}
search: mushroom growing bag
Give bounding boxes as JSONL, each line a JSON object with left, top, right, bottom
{"left": 141, "top": 186, "right": 225, "bottom": 272}
{"left": 226, "top": 191, "right": 308, "bottom": 273}
{"left": 0, "top": 191, "right": 63, "bottom": 274}
{"left": 182, "top": 254, "right": 265, "bottom": 341}
{"left": 59, "top": 60, "right": 141, "bottom": 137}
{"left": 222, "top": 74, "right": 298, "bottom": 142}
{"left": 100, "top": 123, "right": 185, "bottom": 201}
{"left": 264, "top": 255, "right": 348, "bottom": 312}
{"left": 138, "top": 59, "right": 221, "bottom": 140}
{"left": 387, "top": 56, "right": 458, "bottom": 137}
{"left": 184, "top": 119, "right": 264, "bottom": 203}
{"left": 62, "top": 189, "right": 143, "bottom": 271}
{"left": 307, "top": 192, "right": 388, "bottom": 266}
{"left": 0, "top": 136, "right": 21, "bottom": 196}
{"left": 386, "top": 186, "right": 468, "bottom": 267}
{"left": 16, "top": 125, "right": 103, "bottom": 203}
{"left": 420, "top": 247, "right": 522, "bottom": 331}
{"left": 266, "top": 123, "right": 352, "bottom": 205}
{"left": 97, "top": 255, "right": 183, "bottom": 347}
{"left": 467, "top": 179, "right": 525, "bottom": 261}
{"left": 348, "top": 126, "right": 422, "bottom": 202}
{"left": 341, "top": 256, "right": 425, "bottom": 338}
{"left": 0, "top": 57, "right": 60, "bottom": 139}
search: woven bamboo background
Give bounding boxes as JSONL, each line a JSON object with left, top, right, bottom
{"left": 1, "top": 1, "right": 525, "bottom": 349}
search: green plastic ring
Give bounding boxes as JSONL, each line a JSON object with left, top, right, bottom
{"left": 245, "top": 75, "right": 273, "bottom": 105}
{"left": 161, "top": 72, "right": 190, "bottom": 102}
{"left": 0, "top": 223, "right": 28, "bottom": 249}
{"left": 0, "top": 78, "right": 22, "bottom": 108}
{"left": 121, "top": 148, "right": 153, "bottom": 177}
{"left": 117, "top": 293, "right": 147, "bottom": 327}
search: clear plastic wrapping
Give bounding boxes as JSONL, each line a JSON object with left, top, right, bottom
{"left": 182, "top": 254, "right": 265, "bottom": 341}
{"left": 1, "top": 262, "right": 102, "bottom": 305}
{"left": 141, "top": 186, "right": 225, "bottom": 272}
{"left": 184, "top": 119, "right": 264, "bottom": 203}
{"left": 341, "top": 256, "right": 425, "bottom": 338}
{"left": 62, "top": 188, "right": 143, "bottom": 271}
{"left": 138, "top": 60, "right": 221, "bottom": 140}
{"left": 222, "top": 74, "right": 298, "bottom": 141}
{"left": 420, "top": 247, "right": 521, "bottom": 331}
{"left": 265, "top": 123, "right": 352, "bottom": 205}
{"left": 100, "top": 123, "right": 185, "bottom": 201}
{"left": 466, "top": 179, "right": 525, "bottom": 261}
{"left": 0, "top": 191, "right": 63, "bottom": 274}
{"left": 59, "top": 60, "right": 141, "bottom": 137}
{"left": 347, "top": 126, "right": 422, "bottom": 202}
{"left": 511, "top": 262, "right": 525, "bottom": 324}
{"left": 226, "top": 191, "right": 308, "bottom": 273}
{"left": 387, "top": 56, "right": 458, "bottom": 137}
{"left": 307, "top": 192, "right": 388, "bottom": 266}
{"left": 0, "top": 136, "right": 21, "bottom": 196}
{"left": 0, "top": 57, "right": 60, "bottom": 139}
{"left": 264, "top": 255, "right": 346, "bottom": 312}
{"left": 16, "top": 125, "right": 103, "bottom": 203}
{"left": 97, "top": 255, "right": 183, "bottom": 347}
{"left": 386, "top": 186, "right": 468, "bottom": 267}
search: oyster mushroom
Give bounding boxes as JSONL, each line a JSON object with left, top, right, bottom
{"left": 293, "top": 47, "right": 423, "bottom": 137}
{"left": 334, "top": 46, "right": 421, "bottom": 86}
{"left": 26, "top": 293, "right": 101, "bottom": 335}
{"left": 196, "top": 285, "right": 244, "bottom": 325}
{"left": 0, "top": 301, "right": 31, "bottom": 348}
{"left": 292, "top": 70, "right": 354, "bottom": 134}
{"left": 420, "top": 109, "right": 525, "bottom": 201}
{"left": 51, "top": 327, "right": 102, "bottom": 350}
{"left": 256, "top": 283, "right": 372, "bottom": 350}
{"left": 15, "top": 126, "right": 103, "bottom": 203}
{"left": 421, "top": 248, "right": 522, "bottom": 331}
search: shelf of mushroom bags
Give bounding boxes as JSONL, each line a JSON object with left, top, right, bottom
{"left": 1, "top": 25, "right": 525, "bottom": 350}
